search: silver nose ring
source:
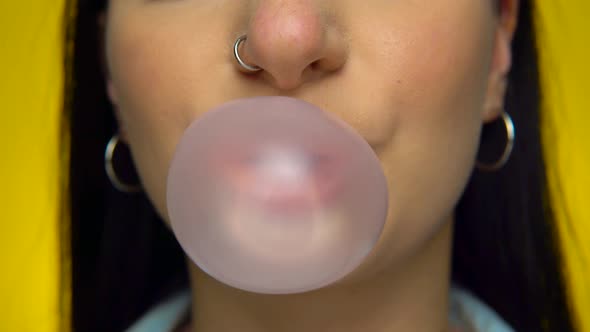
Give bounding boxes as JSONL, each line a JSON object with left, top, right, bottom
{"left": 234, "top": 35, "right": 261, "bottom": 72}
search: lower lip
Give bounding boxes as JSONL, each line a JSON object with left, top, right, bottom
{"left": 218, "top": 153, "right": 343, "bottom": 212}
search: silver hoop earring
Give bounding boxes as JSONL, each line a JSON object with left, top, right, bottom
{"left": 476, "top": 111, "right": 515, "bottom": 172}
{"left": 105, "top": 135, "right": 142, "bottom": 193}
{"left": 233, "top": 35, "right": 261, "bottom": 72}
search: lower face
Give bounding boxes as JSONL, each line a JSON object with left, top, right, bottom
{"left": 105, "top": 0, "right": 498, "bottom": 284}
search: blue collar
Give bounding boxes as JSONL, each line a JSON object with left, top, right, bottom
{"left": 126, "top": 287, "right": 515, "bottom": 332}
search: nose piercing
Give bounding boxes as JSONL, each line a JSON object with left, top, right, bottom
{"left": 234, "top": 35, "right": 262, "bottom": 72}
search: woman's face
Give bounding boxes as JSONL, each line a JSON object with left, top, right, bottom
{"left": 105, "top": 0, "right": 515, "bottom": 280}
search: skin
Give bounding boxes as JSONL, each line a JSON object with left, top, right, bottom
{"left": 104, "top": 0, "right": 518, "bottom": 331}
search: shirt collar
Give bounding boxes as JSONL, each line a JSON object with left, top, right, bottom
{"left": 126, "top": 287, "right": 515, "bottom": 332}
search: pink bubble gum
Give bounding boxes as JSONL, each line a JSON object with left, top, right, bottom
{"left": 166, "top": 96, "right": 388, "bottom": 294}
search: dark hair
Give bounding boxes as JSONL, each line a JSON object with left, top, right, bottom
{"left": 63, "top": 0, "right": 576, "bottom": 331}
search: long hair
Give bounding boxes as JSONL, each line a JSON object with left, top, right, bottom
{"left": 64, "top": 0, "right": 575, "bottom": 331}
{"left": 452, "top": 1, "right": 575, "bottom": 331}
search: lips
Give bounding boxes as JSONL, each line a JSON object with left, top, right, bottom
{"left": 215, "top": 148, "right": 344, "bottom": 213}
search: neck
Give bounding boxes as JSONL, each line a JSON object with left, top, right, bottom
{"left": 187, "top": 221, "right": 453, "bottom": 332}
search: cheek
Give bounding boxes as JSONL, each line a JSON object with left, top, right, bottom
{"left": 397, "top": 5, "right": 494, "bottom": 217}
{"left": 105, "top": 8, "right": 226, "bottom": 219}
{"left": 355, "top": 3, "right": 495, "bottom": 270}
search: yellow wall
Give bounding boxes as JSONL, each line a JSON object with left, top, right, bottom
{"left": 0, "top": 1, "right": 587, "bottom": 331}
{"left": 0, "top": 1, "right": 67, "bottom": 332}
{"left": 536, "top": 1, "right": 590, "bottom": 330}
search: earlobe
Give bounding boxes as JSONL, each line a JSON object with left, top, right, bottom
{"left": 105, "top": 86, "right": 130, "bottom": 145}
{"left": 107, "top": 82, "right": 129, "bottom": 142}
{"left": 483, "top": 0, "right": 519, "bottom": 123}
{"left": 99, "top": 12, "right": 128, "bottom": 142}
{"left": 482, "top": 74, "right": 507, "bottom": 123}
{"left": 482, "top": 28, "right": 511, "bottom": 122}
{"left": 107, "top": 81, "right": 119, "bottom": 105}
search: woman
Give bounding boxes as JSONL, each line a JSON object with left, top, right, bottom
{"left": 66, "top": 0, "right": 576, "bottom": 331}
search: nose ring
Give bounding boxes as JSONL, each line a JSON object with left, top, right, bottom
{"left": 234, "top": 35, "right": 261, "bottom": 72}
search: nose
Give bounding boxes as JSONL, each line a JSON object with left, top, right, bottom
{"left": 238, "top": 0, "right": 347, "bottom": 91}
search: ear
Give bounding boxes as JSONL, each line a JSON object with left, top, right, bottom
{"left": 98, "top": 12, "right": 115, "bottom": 102}
{"left": 99, "top": 11, "right": 129, "bottom": 142}
{"left": 482, "top": 0, "right": 519, "bottom": 123}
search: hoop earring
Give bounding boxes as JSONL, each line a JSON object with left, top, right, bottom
{"left": 233, "top": 35, "right": 261, "bottom": 72}
{"left": 104, "top": 135, "right": 142, "bottom": 193}
{"left": 476, "top": 111, "right": 515, "bottom": 172}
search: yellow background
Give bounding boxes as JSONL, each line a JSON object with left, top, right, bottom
{"left": 0, "top": 1, "right": 66, "bottom": 331}
{"left": 0, "top": 1, "right": 588, "bottom": 331}
{"left": 536, "top": 2, "right": 590, "bottom": 331}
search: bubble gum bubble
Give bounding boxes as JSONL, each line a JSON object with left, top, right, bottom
{"left": 167, "top": 96, "right": 388, "bottom": 294}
